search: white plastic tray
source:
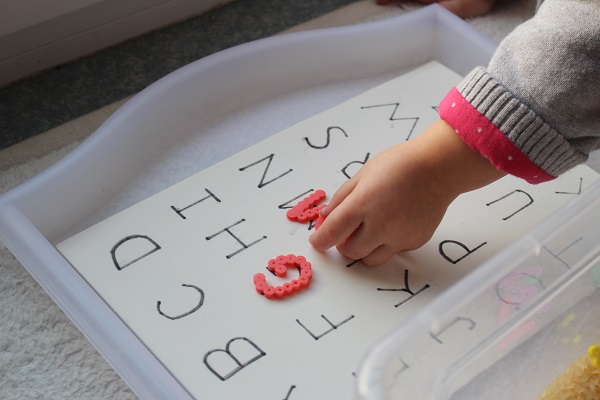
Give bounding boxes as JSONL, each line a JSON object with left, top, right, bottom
{"left": 0, "top": 6, "right": 497, "bottom": 399}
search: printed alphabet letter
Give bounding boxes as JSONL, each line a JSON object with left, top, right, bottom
{"left": 342, "top": 153, "right": 370, "bottom": 179}
{"left": 296, "top": 314, "right": 355, "bottom": 340}
{"left": 377, "top": 269, "right": 430, "bottom": 307}
{"left": 360, "top": 102, "right": 420, "bottom": 140}
{"left": 542, "top": 237, "right": 584, "bottom": 270}
{"left": 205, "top": 219, "right": 267, "bottom": 259}
{"left": 486, "top": 189, "right": 534, "bottom": 220}
{"left": 111, "top": 235, "right": 161, "bottom": 270}
{"left": 239, "top": 153, "right": 293, "bottom": 188}
{"left": 438, "top": 240, "right": 486, "bottom": 265}
{"left": 304, "top": 126, "right": 348, "bottom": 149}
{"left": 429, "top": 316, "right": 476, "bottom": 344}
{"left": 156, "top": 284, "right": 205, "bottom": 320}
{"left": 171, "top": 188, "right": 221, "bottom": 220}
{"left": 203, "top": 337, "right": 266, "bottom": 381}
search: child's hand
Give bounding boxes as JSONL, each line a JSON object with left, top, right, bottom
{"left": 309, "top": 120, "right": 505, "bottom": 266}
{"left": 376, "top": 0, "right": 498, "bottom": 19}
{"left": 309, "top": 136, "right": 452, "bottom": 266}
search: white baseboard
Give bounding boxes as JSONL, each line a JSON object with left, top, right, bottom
{"left": 0, "top": 0, "right": 231, "bottom": 87}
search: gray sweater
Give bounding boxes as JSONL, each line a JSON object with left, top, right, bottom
{"left": 452, "top": 0, "right": 600, "bottom": 179}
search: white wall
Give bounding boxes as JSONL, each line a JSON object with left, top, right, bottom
{"left": 0, "top": 0, "right": 231, "bottom": 86}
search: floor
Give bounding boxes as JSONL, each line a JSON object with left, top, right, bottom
{"left": 0, "top": 0, "right": 359, "bottom": 151}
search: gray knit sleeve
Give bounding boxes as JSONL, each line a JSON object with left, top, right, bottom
{"left": 457, "top": 0, "right": 600, "bottom": 177}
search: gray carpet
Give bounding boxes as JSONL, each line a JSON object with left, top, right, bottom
{"left": 0, "top": 0, "right": 360, "bottom": 150}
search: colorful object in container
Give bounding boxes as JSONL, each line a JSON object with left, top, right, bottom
{"left": 589, "top": 345, "right": 600, "bottom": 368}
{"left": 536, "top": 342, "right": 600, "bottom": 399}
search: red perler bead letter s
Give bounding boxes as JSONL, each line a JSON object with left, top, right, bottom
{"left": 254, "top": 254, "right": 312, "bottom": 300}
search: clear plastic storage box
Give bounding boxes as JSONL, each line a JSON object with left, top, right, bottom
{"left": 356, "top": 178, "right": 600, "bottom": 399}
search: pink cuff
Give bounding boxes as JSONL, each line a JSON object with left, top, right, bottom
{"left": 438, "top": 88, "right": 555, "bottom": 184}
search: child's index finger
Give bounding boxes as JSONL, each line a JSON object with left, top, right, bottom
{"left": 320, "top": 178, "right": 357, "bottom": 218}
{"left": 308, "top": 202, "right": 362, "bottom": 252}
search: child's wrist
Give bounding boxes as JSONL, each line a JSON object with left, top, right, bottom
{"left": 412, "top": 120, "right": 506, "bottom": 200}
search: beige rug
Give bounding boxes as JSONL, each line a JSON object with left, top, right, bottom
{"left": 0, "top": 1, "right": 555, "bottom": 398}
